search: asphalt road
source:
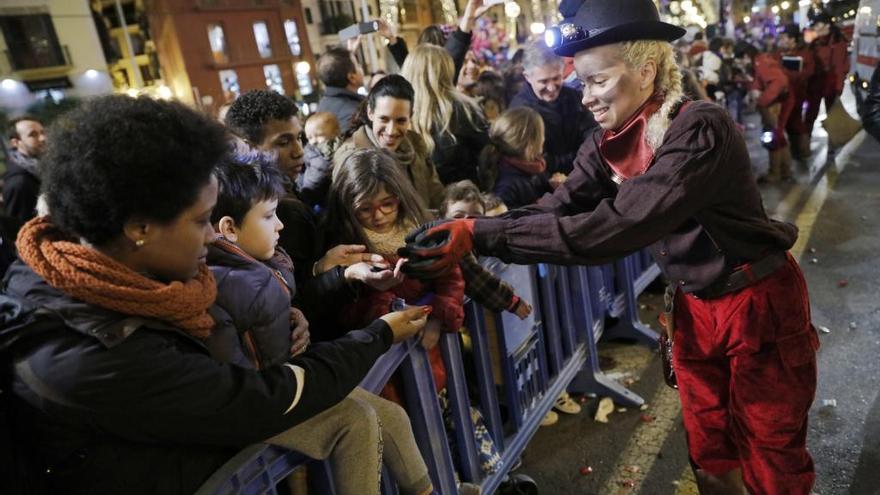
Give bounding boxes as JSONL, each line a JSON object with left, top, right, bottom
{"left": 517, "top": 99, "right": 880, "bottom": 495}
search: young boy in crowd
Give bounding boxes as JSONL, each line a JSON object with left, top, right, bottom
{"left": 206, "top": 151, "right": 433, "bottom": 495}
{"left": 299, "top": 112, "right": 341, "bottom": 209}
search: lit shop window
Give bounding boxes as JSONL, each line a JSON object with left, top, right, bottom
{"left": 253, "top": 21, "right": 273, "bottom": 58}
{"left": 219, "top": 69, "right": 240, "bottom": 98}
{"left": 284, "top": 19, "right": 302, "bottom": 56}
{"left": 207, "top": 23, "right": 228, "bottom": 64}
{"left": 264, "top": 64, "right": 284, "bottom": 94}
{"left": 295, "top": 61, "right": 313, "bottom": 95}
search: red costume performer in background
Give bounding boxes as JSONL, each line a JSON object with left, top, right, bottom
{"left": 804, "top": 16, "right": 850, "bottom": 136}
{"left": 400, "top": 0, "right": 820, "bottom": 492}
{"left": 777, "top": 25, "right": 816, "bottom": 159}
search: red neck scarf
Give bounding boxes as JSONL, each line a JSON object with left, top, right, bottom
{"left": 499, "top": 155, "right": 546, "bottom": 175}
{"left": 598, "top": 95, "right": 663, "bottom": 182}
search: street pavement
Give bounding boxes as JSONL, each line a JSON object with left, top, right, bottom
{"left": 517, "top": 94, "right": 880, "bottom": 494}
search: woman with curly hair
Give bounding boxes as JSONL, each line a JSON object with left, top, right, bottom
{"left": 400, "top": 0, "right": 818, "bottom": 492}
{"left": 0, "top": 95, "right": 430, "bottom": 495}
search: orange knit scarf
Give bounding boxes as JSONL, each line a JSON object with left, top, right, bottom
{"left": 16, "top": 217, "right": 217, "bottom": 339}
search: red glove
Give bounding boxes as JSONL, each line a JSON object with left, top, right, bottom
{"left": 398, "top": 219, "right": 475, "bottom": 279}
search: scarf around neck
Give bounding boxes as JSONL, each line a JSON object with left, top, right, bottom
{"left": 598, "top": 94, "right": 663, "bottom": 182}
{"left": 16, "top": 217, "right": 217, "bottom": 339}
{"left": 8, "top": 149, "right": 41, "bottom": 177}
{"left": 364, "top": 126, "right": 416, "bottom": 168}
{"left": 499, "top": 155, "right": 547, "bottom": 176}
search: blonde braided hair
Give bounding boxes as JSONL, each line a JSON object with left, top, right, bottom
{"left": 617, "top": 40, "right": 683, "bottom": 150}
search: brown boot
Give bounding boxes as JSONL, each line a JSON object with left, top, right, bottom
{"left": 693, "top": 468, "right": 749, "bottom": 495}
{"left": 761, "top": 149, "right": 782, "bottom": 183}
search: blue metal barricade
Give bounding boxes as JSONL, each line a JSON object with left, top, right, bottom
{"left": 198, "top": 250, "right": 663, "bottom": 494}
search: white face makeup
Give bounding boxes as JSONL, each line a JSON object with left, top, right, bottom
{"left": 574, "top": 44, "right": 655, "bottom": 131}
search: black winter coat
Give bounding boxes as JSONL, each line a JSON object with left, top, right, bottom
{"left": 0, "top": 260, "right": 393, "bottom": 495}
{"left": 509, "top": 85, "right": 598, "bottom": 176}
{"left": 1, "top": 155, "right": 40, "bottom": 225}
{"left": 431, "top": 102, "right": 490, "bottom": 185}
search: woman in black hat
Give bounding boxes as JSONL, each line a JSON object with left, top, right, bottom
{"left": 398, "top": 0, "right": 818, "bottom": 493}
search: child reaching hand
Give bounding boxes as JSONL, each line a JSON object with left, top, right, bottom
{"left": 325, "top": 148, "right": 466, "bottom": 401}
{"left": 206, "top": 152, "right": 432, "bottom": 495}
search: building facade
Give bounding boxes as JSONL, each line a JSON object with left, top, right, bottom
{"left": 0, "top": 0, "right": 116, "bottom": 114}
{"left": 146, "top": 0, "right": 318, "bottom": 113}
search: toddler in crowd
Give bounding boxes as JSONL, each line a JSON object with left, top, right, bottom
{"left": 206, "top": 151, "right": 432, "bottom": 495}
{"left": 478, "top": 107, "right": 554, "bottom": 209}
{"left": 440, "top": 181, "right": 531, "bottom": 320}
{"left": 298, "top": 111, "right": 341, "bottom": 209}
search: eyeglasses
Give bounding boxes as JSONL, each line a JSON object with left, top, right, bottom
{"left": 355, "top": 197, "right": 400, "bottom": 219}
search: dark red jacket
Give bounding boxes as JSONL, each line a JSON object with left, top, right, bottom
{"left": 753, "top": 53, "right": 791, "bottom": 108}
{"left": 811, "top": 33, "right": 850, "bottom": 93}
{"left": 778, "top": 47, "right": 815, "bottom": 100}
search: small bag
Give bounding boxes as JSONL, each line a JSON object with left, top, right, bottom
{"left": 657, "top": 285, "right": 678, "bottom": 389}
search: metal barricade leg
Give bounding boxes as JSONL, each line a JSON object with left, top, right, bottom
{"left": 603, "top": 256, "right": 659, "bottom": 347}
{"left": 439, "top": 333, "right": 482, "bottom": 484}
{"left": 567, "top": 266, "right": 645, "bottom": 407}
{"left": 399, "top": 347, "right": 458, "bottom": 495}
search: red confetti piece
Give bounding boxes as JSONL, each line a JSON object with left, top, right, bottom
{"left": 837, "top": 280, "right": 849, "bottom": 288}
{"left": 579, "top": 466, "right": 593, "bottom": 476}
{"left": 619, "top": 479, "right": 636, "bottom": 487}
{"left": 640, "top": 414, "right": 654, "bottom": 423}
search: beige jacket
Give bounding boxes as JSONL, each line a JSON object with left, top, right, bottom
{"left": 333, "top": 126, "right": 445, "bottom": 209}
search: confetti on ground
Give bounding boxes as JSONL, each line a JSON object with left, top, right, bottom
{"left": 837, "top": 279, "right": 849, "bottom": 288}
{"left": 819, "top": 326, "right": 832, "bottom": 334}
{"left": 579, "top": 466, "right": 593, "bottom": 476}
{"left": 640, "top": 414, "right": 654, "bottom": 423}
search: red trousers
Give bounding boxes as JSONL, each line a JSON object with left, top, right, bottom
{"left": 804, "top": 72, "right": 842, "bottom": 135}
{"left": 673, "top": 253, "right": 819, "bottom": 494}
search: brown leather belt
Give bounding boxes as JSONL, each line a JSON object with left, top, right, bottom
{"left": 692, "top": 251, "right": 788, "bottom": 299}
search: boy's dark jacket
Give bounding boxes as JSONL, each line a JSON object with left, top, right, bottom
{"left": 206, "top": 237, "right": 296, "bottom": 369}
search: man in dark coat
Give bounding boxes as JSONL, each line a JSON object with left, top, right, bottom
{"left": 315, "top": 47, "right": 365, "bottom": 133}
{"left": 510, "top": 40, "right": 597, "bottom": 181}
{"left": 3, "top": 117, "right": 46, "bottom": 226}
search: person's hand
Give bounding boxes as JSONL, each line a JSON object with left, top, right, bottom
{"left": 397, "top": 219, "right": 475, "bottom": 279}
{"left": 289, "top": 307, "right": 310, "bottom": 356}
{"left": 549, "top": 172, "right": 568, "bottom": 190}
{"left": 344, "top": 258, "right": 405, "bottom": 291}
{"left": 376, "top": 19, "right": 398, "bottom": 44}
{"left": 419, "top": 319, "right": 443, "bottom": 350}
{"left": 460, "top": 0, "right": 493, "bottom": 33}
{"left": 346, "top": 35, "right": 362, "bottom": 53}
{"left": 512, "top": 298, "right": 533, "bottom": 320}
{"left": 315, "top": 244, "right": 385, "bottom": 274}
{"left": 380, "top": 306, "right": 431, "bottom": 343}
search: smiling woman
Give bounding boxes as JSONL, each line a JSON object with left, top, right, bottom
{"left": 334, "top": 75, "right": 445, "bottom": 208}
{"left": 399, "top": 0, "right": 820, "bottom": 492}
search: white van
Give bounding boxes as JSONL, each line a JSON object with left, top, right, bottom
{"left": 852, "top": 0, "right": 880, "bottom": 110}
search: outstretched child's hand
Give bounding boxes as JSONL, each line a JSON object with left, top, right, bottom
{"left": 381, "top": 306, "right": 431, "bottom": 343}
{"left": 512, "top": 298, "right": 533, "bottom": 320}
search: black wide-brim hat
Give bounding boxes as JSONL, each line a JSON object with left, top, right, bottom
{"left": 553, "top": 0, "right": 686, "bottom": 57}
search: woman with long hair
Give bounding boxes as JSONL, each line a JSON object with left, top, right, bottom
{"left": 400, "top": 0, "right": 818, "bottom": 492}
{"left": 401, "top": 44, "right": 489, "bottom": 186}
